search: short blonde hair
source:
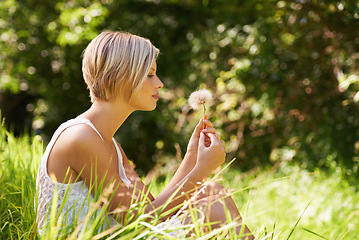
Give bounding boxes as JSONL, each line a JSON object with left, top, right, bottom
{"left": 82, "top": 31, "right": 159, "bottom": 102}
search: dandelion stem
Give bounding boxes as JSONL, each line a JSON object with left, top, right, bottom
{"left": 202, "top": 103, "right": 206, "bottom": 129}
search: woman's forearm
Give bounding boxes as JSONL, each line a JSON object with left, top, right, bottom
{"left": 147, "top": 165, "right": 211, "bottom": 220}
{"left": 125, "top": 132, "right": 224, "bottom": 223}
{"left": 156, "top": 152, "right": 196, "bottom": 198}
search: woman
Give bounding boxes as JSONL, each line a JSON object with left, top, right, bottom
{"left": 36, "top": 31, "right": 253, "bottom": 239}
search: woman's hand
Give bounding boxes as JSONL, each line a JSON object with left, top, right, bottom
{"left": 195, "top": 131, "right": 226, "bottom": 176}
{"left": 158, "top": 117, "right": 217, "bottom": 196}
{"left": 159, "top": 117, "right": 218, "bottom": 196}
{"left": 156, "top": 121, "right": 226, "bottom": 214}
{"left": 186, "top": 115, "right": 216, "bottom": 156}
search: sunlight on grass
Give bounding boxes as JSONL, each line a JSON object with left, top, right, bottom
{"left": 219, "top": 165, "right": 359, "bottom": 239}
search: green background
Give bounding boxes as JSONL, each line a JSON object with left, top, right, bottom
{"left": 1, "top": 0, "right": 358, "bottom": 179}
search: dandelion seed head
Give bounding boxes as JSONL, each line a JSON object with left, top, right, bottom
{"left": 188, "top": 89, "right": 213, "bottom": 110}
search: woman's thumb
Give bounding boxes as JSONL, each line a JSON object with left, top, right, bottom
{"left": 198, "top": 132, "right": 206, "bottom": 149}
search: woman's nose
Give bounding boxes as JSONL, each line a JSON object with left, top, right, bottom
{"left": 156, "top": 77, "right": 164, "bottom": 89}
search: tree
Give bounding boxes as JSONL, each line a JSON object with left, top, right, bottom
{"left": 1, "top": 0, "right": 358, "bottom": 177}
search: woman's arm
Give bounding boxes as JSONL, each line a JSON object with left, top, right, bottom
{"left": 67, "top": 125, "right": 223, "bottom": 224}
{"left": 148, "top": 132, "right": 226, "bottom": 219}
{"left": 157, "top": 117, "right": 216, "bottom": 198}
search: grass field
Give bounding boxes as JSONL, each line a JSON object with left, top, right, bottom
{"left": 1, "top": 124, "right": 358, "bottom": 239}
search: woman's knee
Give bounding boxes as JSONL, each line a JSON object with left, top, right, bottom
{"left": 196, "top": 181, "right": 228, "bottom": 198}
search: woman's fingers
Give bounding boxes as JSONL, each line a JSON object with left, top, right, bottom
{"left": 202, "top": 127, "right": 215, "bottom": 134}
{"left": 191, "top": 119, "right": 205, "bottom": 138}
{"left": 199, "top": 132, "right": 226, "bottom": 165}
{"left": 202, "top": 131, "right": 222, "bottom": 147}
{"left": 202, "top": 123, "right": 220, "bottom": 147}
{"left": 202, "top": 119, "right": 213, "bottom": 129}
{"left": 202, "top": 128, "right": 213, "bottom": 147}
{"left": 194, "top": 118, "right": 216, "bottom": 146}
{"left": 208, "top": 133, "right": 225, "bottom": 154}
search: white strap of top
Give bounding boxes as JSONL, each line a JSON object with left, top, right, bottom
{"left": 44, "top": 118, "right": 131, "bottom": 188}
{"left": 112, "top": 138, "right": 131, "bottom": 187}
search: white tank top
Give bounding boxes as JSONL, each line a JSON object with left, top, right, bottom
{"left": 36, "top": 118, "right": 131, "bottom": 235}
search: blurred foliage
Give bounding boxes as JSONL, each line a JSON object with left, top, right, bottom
{"left": 1, "top": 0, "right": 358, "bottom": 179}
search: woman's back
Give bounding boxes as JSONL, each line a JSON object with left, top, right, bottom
{"left": 36, "top": 118, "right": 129, "bottom": 235}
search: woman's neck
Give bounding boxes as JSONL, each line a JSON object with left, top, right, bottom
{"left": 78, "top": 98, "right": 134, "bottom": 141}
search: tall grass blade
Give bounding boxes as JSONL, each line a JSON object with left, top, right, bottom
{"left": 285, "top": 201, "right": 311, "bottom": 240}
{"left": 302, "top": 228, "right": 328, "bottom": 239}
{"left": 339, "top": 227, "right": 352, "bottom": 240}
{"left": 271, "top": 221, "right": 276, "bottom": 240}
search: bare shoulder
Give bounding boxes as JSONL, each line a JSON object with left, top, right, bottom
{"left": 47, "top": 123, "right": 108, "bottom": 183}
{"left": 55, "top": 124, "right": 105, "bottom": 154}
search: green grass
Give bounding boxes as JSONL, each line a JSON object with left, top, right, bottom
{"left": 0, "top": 125, "right": 41, "bottom": 239}
{"left": 0, "top": 122, "right": 358, "bottom": 239}
{"left": 220, "top": 165, "right": 359, "bottom": 239}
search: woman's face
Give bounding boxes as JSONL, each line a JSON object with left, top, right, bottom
{"left": 129, "top": 61, "right": 164, "bottom": 111}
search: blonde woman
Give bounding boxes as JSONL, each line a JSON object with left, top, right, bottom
{"left": 36, "top": 31, "right": 253, "bottom": 239}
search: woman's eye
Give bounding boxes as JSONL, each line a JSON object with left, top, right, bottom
{"left": 148, "top": 74, "right": 154, "bottom": 78}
